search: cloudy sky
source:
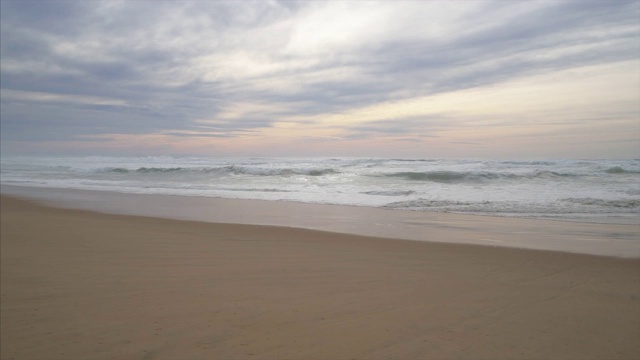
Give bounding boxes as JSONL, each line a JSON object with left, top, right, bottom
{"left": 1, "top": 0, "right": 638, "bottom": 158}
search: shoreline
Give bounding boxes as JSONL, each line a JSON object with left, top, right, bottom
{"left": 2, "top": 184, "right": 639, "bottom": 258}
{"left": 2, "top": 183, "right": 638, "bottom": 226}
{"left": 2, "top": 195, "right": 639, "bottom": 360}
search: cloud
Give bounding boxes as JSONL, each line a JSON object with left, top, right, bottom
{"left": 343, "top": 115, "right": 453, "bottom": 140}
{"left": 1, "top": 0, "right": 638, "bottom": 158}
{"left": 1, "top": 89, "right": 126, "bottom": 106}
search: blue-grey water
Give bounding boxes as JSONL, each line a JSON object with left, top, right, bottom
{"left": 1, "top": 156, "right": 639, "bottom": 224}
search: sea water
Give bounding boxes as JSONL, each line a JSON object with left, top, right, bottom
{"left": 1, "top": 156, "right": 639, "bottom": 224}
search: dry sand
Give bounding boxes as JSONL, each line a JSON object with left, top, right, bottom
{"left": 1, "top": 195, "right": 639, "bottom": 360}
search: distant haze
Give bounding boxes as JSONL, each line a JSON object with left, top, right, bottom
{"left": 1, "top": 0, "right": 638, "bottom": 159}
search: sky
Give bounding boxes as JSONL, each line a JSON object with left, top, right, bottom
{"left": 1, "top": 0, "right": 639, "bottom": 159}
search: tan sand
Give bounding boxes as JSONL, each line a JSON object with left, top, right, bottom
{"left": 1, "top": 195, "right": 639, "bottom": 360}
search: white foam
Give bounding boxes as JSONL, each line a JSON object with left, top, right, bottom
{"left": 1, "top": 156, "right": 639, "bottom": 224}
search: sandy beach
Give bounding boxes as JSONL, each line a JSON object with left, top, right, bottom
{"left": 1, "top": 195, "right": 639, "bottom": 360}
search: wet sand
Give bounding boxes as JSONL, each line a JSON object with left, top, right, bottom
{"left": 1, "top": 195, "right": 639, "bottom": 360}
{"left": 2, "top": 185, "right": 639, "bottom": 258}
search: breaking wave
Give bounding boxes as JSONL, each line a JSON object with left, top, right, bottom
{"left": 3, "top": 156, "right": 639, "bottom": 224}
{"left": 502, "top": 161, "right": 557, "bottom": 166}
{"left": 561, "top": 197, "right": 640, "bottom": 209}
{"left": 361, "top": 190, "right": 416, "bottom": 196}
{"left": 107, "top": 167, "right": 185, "bottom": 173}
{"left": 98, "top": 166, "right": 340, "bottom": 177}
{"left": 605, "top": 166, "right": 640, "bottom": 174}
{"left": 220, "top": 187, "right": 295, "bottom": 193}
{"left": 385, "top": 198, "right": 640, "bottom": 214}
{"left": 381, "top": 170, "right": 577, "bottom": 183}
{"left": 224, "top": 166, "right": 339, "bottom": 176}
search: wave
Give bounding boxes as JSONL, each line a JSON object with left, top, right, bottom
{"left": 502, "top": 161, "right": 556, "bottom": 166}
{"left": 96, "top": 164, "right": 639, "bottom": 178}
{"left": 381, "top": 170, "right": 577, "bottom": 183}
{"left": 385, "top": 198, "right": 640, "bottom": 213}
{"left": 605, "top": 166, "right": 640, "bottom": 174}
{"left": 389, "top": 159, "right": 438, "bottom": 162}
{"left": 561, "top": 198, "right": 640, "bottom": 209}
{"left": 384, "top": 199, "right": 484, "bottom": 210}
{"left": 98, "top": 166, "right": 340, "bottom": 177}
{"left": 224, "top": 166, "right": 340, "bottom": 176}
{"left": 361, "top": 190, "right": 415, "bottom": 196}
{"left": 100, "top": 167, "right": 186, "bottom": 173}
{"left": 221, "top": 187, "right": 295, "bottom": 193}
{"left": 385, "top": 171, "right": 471, "bottom": 182}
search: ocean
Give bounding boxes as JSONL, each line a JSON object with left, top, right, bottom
{"left": 1, "top": 156, "right": 639, "bottom": 224}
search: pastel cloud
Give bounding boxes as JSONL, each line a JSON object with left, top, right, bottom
{"left": 1, "top": 0, "right": 638, "bottom": 158}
